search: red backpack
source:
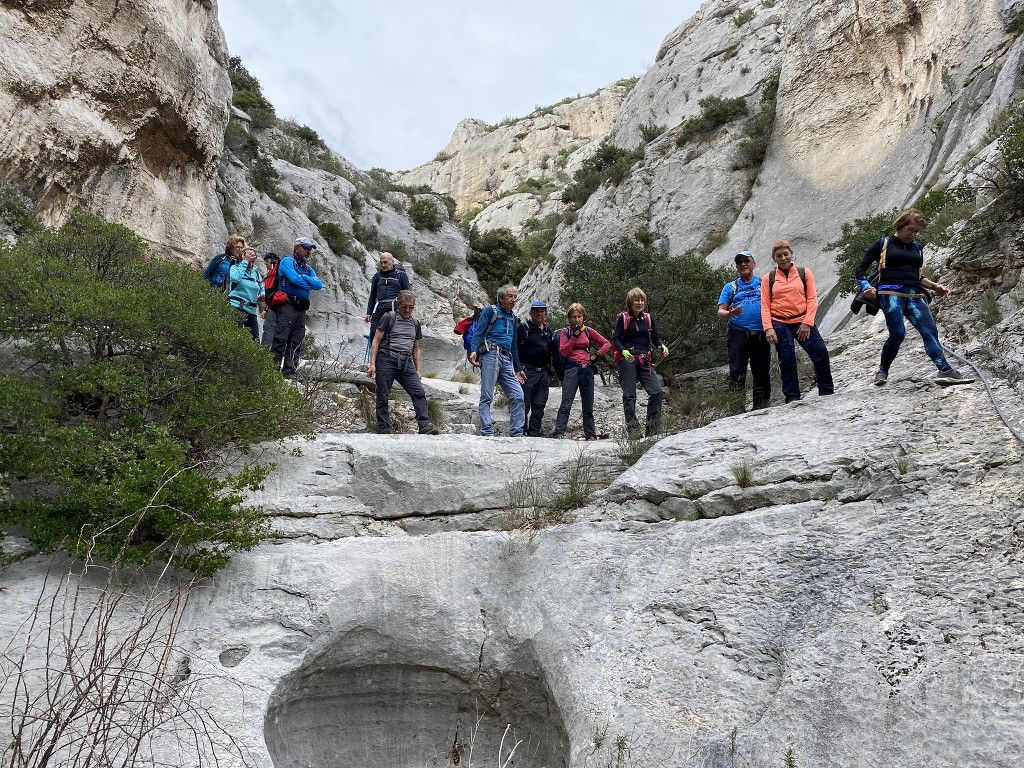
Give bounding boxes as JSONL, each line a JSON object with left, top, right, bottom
{"left": 264, "top": 260, "right": 288, "bottom": 308}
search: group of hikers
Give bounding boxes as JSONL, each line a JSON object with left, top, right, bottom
{"left": 202, "top": 234, "right": 322, "bottom": 380}
{"left": 203, "top": 206, "right": 972, "bottom": 438}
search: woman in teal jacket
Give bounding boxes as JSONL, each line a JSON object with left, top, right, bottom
{"left": 228, "top": 247, "right": 265, "bottom": 341}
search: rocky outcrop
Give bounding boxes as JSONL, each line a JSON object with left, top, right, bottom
{"left": 398, "top": 85, "right": 630, "bottom": 220}
{"left": 0, "top": 0, "right": 231, "bottom": 260}
{"left": 3, "top": 313, "right": 1023, "bottom": 767}
{"left": 522, "top": 0, "right": 1024, "bottom": 310}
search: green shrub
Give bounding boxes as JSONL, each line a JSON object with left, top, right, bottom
{"left": 560, "top": 237, "right": 733, "bottom": 374}
{"left": 562, "top": 140, "right": 645, "bottom": 210}
{"left": 425, "top": 250, "right": 457, "bottom": 276}
{"left": 0, "top": 185, "right": 41, "bottom": 237}
{"left": 409, "top": 197, "right": 443, "bottom": 231}
{"left": 318, "top": 222, "right": 355, "bottom": 257}
{"left": 675, "top": 96, "right": 748, "bottom": 147}
{"left": 352, "top": 221, "right": 381, "bottom": 250}
{"left": 0, "top": 209, "right": 309, "bottom": 575}
{"left": 224, "top": 120, "right": 260, "bottom": 164}
{"left": 251, "top": 154, "right": 281, "bottom": 197}
{"left": 228, "top": 57, "right": 276, "bottom": 130}
{"left": 384, "top": 239, "right": 410, "bottom": 261}
{"left": 468, "top": 227, "right": 531, "bottom": 298}
{"left": 639, "top": 122, "right": 667, "bottom": 143}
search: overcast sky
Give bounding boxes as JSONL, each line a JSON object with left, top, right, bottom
{"left": 216, "top": 1, "right": 704, "bottom": 172}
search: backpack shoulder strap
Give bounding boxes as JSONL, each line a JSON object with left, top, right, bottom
{"left": 797, "top": 267, "right": 807, "bottom": 295}
{"left": 379, "top": 311, "right": 397, "bottom": 344}
{"left": 879, "top": 237, "right": 889, "bottom": 272}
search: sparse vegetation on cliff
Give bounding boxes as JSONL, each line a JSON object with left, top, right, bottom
{"left": 561, "top": 140, "right": 645, "bottom": 210}
{"left": 676, "top": 95, "right": 749, "bottom": 147}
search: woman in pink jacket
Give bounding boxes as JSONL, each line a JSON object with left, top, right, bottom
{"left": 552, "top": 302, "right": 613, "bottom": 440}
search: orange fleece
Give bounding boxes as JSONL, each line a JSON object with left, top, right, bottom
{"left": 760, "top": 265, "right": 819, "bottom": 328}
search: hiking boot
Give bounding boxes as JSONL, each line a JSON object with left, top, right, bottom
{"left": 936, "top": 368, "right": 975, "bottom": 384}
{"left": 418, "top": 424, "right": 439, "bottom": 435}
{"left": 873, "top": 369, "right": 888, "bottom": 386}
{"left": 552, "top": 433, "right": 565, "bottom": 439}
{"left": 585, "top": 435, "right": 597, "bottom": 442}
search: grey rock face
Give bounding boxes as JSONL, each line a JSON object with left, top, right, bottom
{"left": 0, "top": 0, "right": 231, "bottom": 260}
{"left": 3, "top": 316, "right": 1023, "bottom": 768}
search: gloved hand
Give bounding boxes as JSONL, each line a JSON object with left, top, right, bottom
{"left": 622, "top": 350, "right": 634, "bottom": 361}
{"left": 660, "top": 344, "right": 669, "bottom": 357}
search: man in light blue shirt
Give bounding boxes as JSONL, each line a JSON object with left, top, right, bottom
{"left": 717, "top": 251, "right": 771, "bottom": 408}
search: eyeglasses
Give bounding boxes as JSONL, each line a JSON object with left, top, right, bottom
{"left": 398, "top": 303, "right": 414, "bottom": 309}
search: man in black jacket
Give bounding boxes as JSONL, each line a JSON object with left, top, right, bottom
{"left": 516, "top": 301, "right": 553, "bottom": 437}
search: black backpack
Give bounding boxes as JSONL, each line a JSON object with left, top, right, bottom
{"left": 549, "top": 326, "right": 590, "bottom": 382}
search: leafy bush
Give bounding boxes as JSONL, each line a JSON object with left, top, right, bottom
{"left": 0, "top": 209, "right": 309, "bottom": 575}
{"left": 639, "top": 122, "right": 667, "bottom": 143}
{"left": 676, "top": 96, "right": 748, "bottom": 147}
{"left": 425, "top": 250, "right": 457, "bottom": 276}
{"left": 251, "top": 154, "right": 281, "bottom": 197}
{"left": 317, "top": 222, "right": 356, "bottom": 257}
{"left": 409, "top": 197, "right": 443, "bottom": 231}
{"left": 562, "top": 140, "right": 645, "bottom": 210}
{"left": 468, "top": 227, "right": 532, "bottom": 298}
{"left": 352, "top": 221, "right": 381, "bottom": 250}
{"left": 560, "top": 237, "right": 733, "bottom": 374}
{"left": 0, "top": 185, "right": 41, "bottom": 237}
{"left": 384, "top": 239, "right": 410, "bottom": 261}
{"left": 228, "top": 56, "right": 276, "bottom": 130}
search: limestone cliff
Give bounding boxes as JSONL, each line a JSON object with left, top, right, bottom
{"left": 0, "top": 0, "right": 231, "bottom": 260}
{"left": 398, "top": 84, "right": 629, "bottom": 226}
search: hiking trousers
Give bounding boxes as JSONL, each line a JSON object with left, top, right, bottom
{"left": 478, "top": 348, "right": 525, "bottom": 437}
{"left": 260, "top": 306, "right": 278, "bottom": 348}
{"left": 271, "top": 302, "right": 306, "bottom": 377}
{"left": 374, "top": 351, "right": 430, "bottom": 433}
{"left": 522, "top": 365, "right": 550, "bottom": 436}
{"left": 727, "top": 326, "right": 771, "bottom": 408}
{"left": 771, "top": 321, "right": 833, "bottom": 403}
{"left": 553, "top": 364, "right": 597, "bottom": 439}
{"left": 236, "top": 310, "right": 259, "bottom": 342}
{"left": 877, "top": 294, "right": 951, "bottom": 372}
{"left": 617, "top": 358, "right": 663, "bottom": 431}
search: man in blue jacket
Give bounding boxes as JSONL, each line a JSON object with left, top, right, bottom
{"left": 469, "top": 284, "right": 526, "bottom": 436}
{"left": 717, "top": 251, "right": 771, "bottom": 408}
{"left": 272, "top": 237, "right": 323, "bottom": 379}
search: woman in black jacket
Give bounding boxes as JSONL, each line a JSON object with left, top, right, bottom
{"left": 856, "top": 208, "right": 972, "bottom": 386}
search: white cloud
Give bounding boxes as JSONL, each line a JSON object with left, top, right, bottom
{"left": 217, "top": 0, "right": 703, "bottom": 171}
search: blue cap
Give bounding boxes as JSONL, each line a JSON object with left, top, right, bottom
{"left": 734, "top": 250, "right": 755, "bottom": 262}
{"left": 294, "top": 237, "right": 317, "bottom": 249}
{"left": 530, "top": 301, "right": 547, "bottom": 309}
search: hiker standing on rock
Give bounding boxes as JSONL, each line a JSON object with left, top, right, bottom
{"left": 272, "top": 237, "right": 323, "bottom": 380}
{"left": 856, "top": 208, "right": 974, "bottom": 386}
{"left": 613, "top": 287, "right": 668, "bottom": 436}
{"left": 469, "top": 284, "right": 526, "bottom": 437}
{"left": 364, "top": 251, "right": 410, "bottom": 363}
{"left": 516, "top": 301, "right": 553, "bottom": 437}
{"left": 552, "top": 302, "right": 612, "bottom": 441}
{"left": 761, "top": 240, "right": 833, "bottom": 403}
{"left": 367, "top": 290, "right": 439, "bottom": 435}
{"left": 718, "top": 251, "right": 771, "bottom": 408}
